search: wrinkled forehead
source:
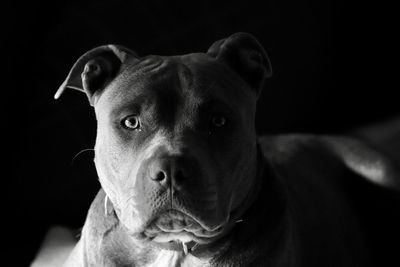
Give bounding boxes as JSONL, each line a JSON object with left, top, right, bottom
{"left": 96, "top": 53, "right": 255, "bottom": 113}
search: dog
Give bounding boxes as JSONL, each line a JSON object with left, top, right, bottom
{"left": 50, "top": 32, "right": 399, "bottom": 266}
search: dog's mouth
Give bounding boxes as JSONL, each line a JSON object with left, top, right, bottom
{"left": 143, "top": 209, "right": 226, "bottom": 247}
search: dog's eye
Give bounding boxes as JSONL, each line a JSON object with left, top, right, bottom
{"left": 122, "top": 115, "right": 140, "bottom": 130}
{"left": 211, "top": 115, "right": 227, "bottom": 128}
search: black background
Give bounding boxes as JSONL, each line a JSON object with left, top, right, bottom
{"left": 3, "top": 0, "right": 398, "bottom": 265}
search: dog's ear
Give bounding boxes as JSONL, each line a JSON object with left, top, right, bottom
{"left": 55, "top": 45, "right": 138, "bottom": 106}
{"left": 207, "top": 32, "right": 272, "bottom": 98}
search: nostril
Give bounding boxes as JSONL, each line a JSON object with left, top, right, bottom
{"left": 174, "top": 169, "right": 188, "bottom": 182}
{"left": 152, "top": 171, "right": 166, "bottom": 182}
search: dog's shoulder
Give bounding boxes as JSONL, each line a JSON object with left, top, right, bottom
{"left": 258, "top": 134, "right": 337, "bottom": 172}
{"left": 84, "top": 189, "right": 117, "bottom": 235}
{"left": 66, "top": 190, "right": 121, "bottom": 266}
{"left": 258, "top": 134, "right": 400, "bottom": 191}
{"left": 258, "top": 134, "right": 323, "bottom": 161}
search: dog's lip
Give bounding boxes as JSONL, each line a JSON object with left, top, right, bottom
{"left": 146, "top": 222, "right": 223, "bottom": 238}
{"left": 143, "top": 209, "right": 226, "bottom": 241}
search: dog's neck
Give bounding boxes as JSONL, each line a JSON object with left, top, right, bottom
{"left": 82, "top": 148, "right": 290, "bottom": 266}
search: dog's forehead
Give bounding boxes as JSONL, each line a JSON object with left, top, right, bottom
{"left": 99, "top": 53, "right": 255, "bottom": 110}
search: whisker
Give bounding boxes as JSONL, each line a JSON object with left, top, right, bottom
{"left": 71, "top": 148, "right": 95, "bottom": 165}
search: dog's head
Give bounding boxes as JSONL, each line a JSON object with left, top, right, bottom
{"left": 56, "top": 33, "right": 272, "bottom": 250}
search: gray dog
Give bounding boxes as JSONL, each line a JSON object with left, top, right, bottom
{"left": 52, "top": 33, "right": 399, "bottom": 266}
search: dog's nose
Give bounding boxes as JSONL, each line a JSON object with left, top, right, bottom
{"left": 149, "top": 157, "right": 193, "bottom": 186}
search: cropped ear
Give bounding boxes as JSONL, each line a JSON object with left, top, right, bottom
{"left": 55, "top": 45, "right": 138, "bottom": 106}
{"left": 207, "top": 32, "right": 272, "bottom": 98}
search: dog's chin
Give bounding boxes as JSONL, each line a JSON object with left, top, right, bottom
{"left": 138, "top": 209, "right": 229, "bottom": 251}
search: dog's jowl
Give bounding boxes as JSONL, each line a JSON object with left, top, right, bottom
{"left": 53, "top": 33, "right": 400, "bottom": 267}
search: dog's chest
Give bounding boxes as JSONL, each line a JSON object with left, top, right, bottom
{"left": 146, "top": 250, "right": 211, "bottom": 267}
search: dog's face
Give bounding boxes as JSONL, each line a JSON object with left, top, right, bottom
{"left": 94, "top": 54, "right": 259, "bottom": 245}
{"left": 56, "top": 33, "right": 272, "bottom": 249}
